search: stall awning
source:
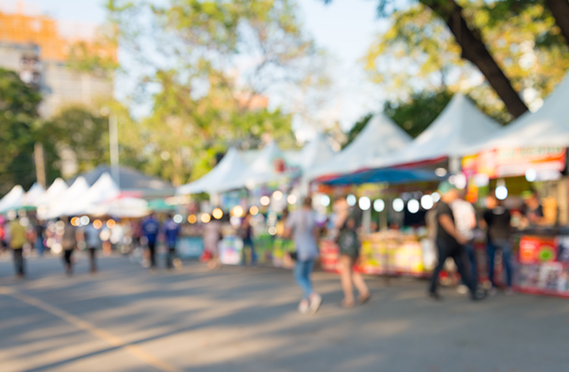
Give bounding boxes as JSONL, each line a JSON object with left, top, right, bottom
{"left": 309, "top": 114, "right": 412, "bottom": 181}
{"left": 322, "top": 167, "right": 444, "bottom": 186}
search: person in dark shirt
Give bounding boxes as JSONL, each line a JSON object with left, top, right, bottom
{"left": 428, "top": 181, "right": 484, "bottom": 301}
{"left": 240, "top": 212, "right": 256, "bottom": 265}
{"left": 163, "top": 214, "right": 181, "bottom": 270}
{"left": 521, "top": 191, "right": 545, "bottom": 227}
{"left": 482, "top": 193, "right": 513, "bottom": 294}
{"left": 33, "top": 218, "right": 46, "bottom": 257}
{"left": 142, "top": 213, "right": 160, "bottom": 269}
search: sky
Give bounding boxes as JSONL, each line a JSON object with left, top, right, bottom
{"left": 1, "top": 0, "right": 389, "bottom": 131}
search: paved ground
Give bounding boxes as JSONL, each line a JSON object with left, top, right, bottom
{"left": 0, "top": 252, "right": 568, "bottom": 372}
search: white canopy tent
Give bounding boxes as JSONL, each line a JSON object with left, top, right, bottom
{"left": 466, "top": 74, "right": 569, "bottom": 152}
{"left": 223, "top": 141, "right": 291, "bottom": 191}
{"left": 368, "top": 94, "right": 503, "bottom": 169}
{"left": 0, "top": 185, "right": 25, "bottom": 214}
{"left": 68, "top": 173, "right": 120, "bottom": 215}
{"left": 44, "top": 176, "right": 90, "bottom": 218}
{"left": 307, "top": 113, "right": 412, "bottom": 181}
{"left": 177, "top": 147, "right": 248, "bottom": 195}
{"left": 93, "top": 196, "right": 149, "bottom": 218}
{"left": 36, "top": 178, "right": 67, "bottom": 211}
{"left": 22, "top": 183, "right": 45, "bottom": 207}
{"left": 298, "top": 132, "right": 336, "bottom": 172}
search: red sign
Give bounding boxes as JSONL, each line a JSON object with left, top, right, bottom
{"left": 519, "top": 236, "right": 557, "bottom": 264}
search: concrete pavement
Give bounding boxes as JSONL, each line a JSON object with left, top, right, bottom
{"left": 1, "top": 253, "right": 568, "bottom": 372}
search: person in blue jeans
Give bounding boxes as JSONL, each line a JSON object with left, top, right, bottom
{"left": 240, "top": 212, "right": 256, "bottom": 265}
{"left": 451, "top": 198, "right": 478, "bottom": 291}
{"left": 482, "top": 193, "right": 513, "bottom": 294}
{"left": 285, "top": 197, "right": 322, "bottom": 314}
{"left": 142, "top": 213, "right": 160, "bottom": 269}
{"left": 163, "top": 214, "right": 181, "bottom": 270}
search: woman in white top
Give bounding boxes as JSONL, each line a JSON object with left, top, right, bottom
{"left": 285, "top": 197, "right": 322, "bottom": 314}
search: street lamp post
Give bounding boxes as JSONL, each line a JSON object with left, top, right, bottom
{"left": 101, "top": 107, "right": 120, "bottom": 190}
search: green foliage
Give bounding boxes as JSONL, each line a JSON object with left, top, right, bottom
{"left": 364, "top": 2, "right": 569, "bottom": 124}
{"left": 41, "top": 105, "right": 110, "bottom": 174}
{"left": 0, "top": 68, "right": 42, "bottom": 194}
{"left": 383, "top": 90, "right": 453, "bottom": 137}
{"left": 104, "top": 0, "right": 313, "bottom": 186}
{"left": 134, "top": 69, "right": 294, "bottom": 186}
{"left": 343, "top": 90, "right": 452, "bottom": 147}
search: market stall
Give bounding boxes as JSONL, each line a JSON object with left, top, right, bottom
{"left": 314, "top": 94, "right": 504, "bottom": 280}
{"left": 320, "top": 229, "right": 434, "bottom": 276}
{"left": 514, "top": 229, "right": 569, "bottom": 298}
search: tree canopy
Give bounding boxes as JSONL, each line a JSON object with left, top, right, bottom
{"left": 0, "top": 68, "right": 43, "bottom": 194}
{"left": 101, "top": 0, "right": 324, "bottom": 185}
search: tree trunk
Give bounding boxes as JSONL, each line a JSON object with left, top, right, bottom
{"left": 422, "top": 0, "right": 529, "bottom": 118}
{"left": 545, "top": 0, "right": 569, "bottom": 45}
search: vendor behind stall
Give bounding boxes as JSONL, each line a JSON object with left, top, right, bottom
{"left": 521, "top": 191, "right": 546, "bottom": 227}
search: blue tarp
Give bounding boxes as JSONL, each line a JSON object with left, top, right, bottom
{"left": 323, "top": 168, "right": 443, "bottom": 185}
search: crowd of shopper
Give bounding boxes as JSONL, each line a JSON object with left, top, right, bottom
{"left": 0, "top": 182, "right": 548, "bottom": 315}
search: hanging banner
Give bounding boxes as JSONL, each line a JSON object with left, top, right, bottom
{"left": 462, "top": 146, "right": 566, "bottom": 179}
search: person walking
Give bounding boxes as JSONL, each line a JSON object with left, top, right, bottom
{"left": 285, "top": 197, "right": 322, "bottom": 314}
{"left": 334, "top": 196, "right": 370, "bottom": 308}
{"left": 33, "top": 218, "right": 46, "bottom": 257}
{"left": 82, "top": 219, "right": 101, "bottom": 273}
{"left": 203, "top": 218, "right": 222, "bottom": 270}
{"left": 239, "top": 211, "right": 256, "bottom": 265}
{"left": 8, "top": 215, "right": 27, "bottom": 278}
{"left": 482, "top": 192, "right": 514, "bottom": 295}
{"left": 61, "top": 217, "right": 78, "bottom": 276}
{"left": 451, "top": 196, "right": 478, "bottom": 292}
{"left": 142, "top": 213, "right": 160, "bottom": 269}
{"left": 163, "top": 214, "right": 181, "bottom": 270}
{"left": 428, "top": 182, "right": 485, "bottom": 301}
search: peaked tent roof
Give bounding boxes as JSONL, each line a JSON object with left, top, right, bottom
{"left": 298, "top": 133, "right": 336, "bottom": 172}
{"left": 467, "top": 73, "right": 569, "bottom": 151}
{"left": 36, "top": 178, "right": 68, "bottom": 207}
{"left": 369, "top": 94, "right": 503, "bottom": 169}
{"left": 44, "top": 177, "right": 90, "bottom": 218}
{"left": 224, "top": 141, "right": 291, "bottom": 190}
{"left": 23, "top": 183, "right": 45, "bottom": 207}
{"left": 73, "top": 165, "right": 175, "bottom": 198}
{"left": 0, "top": 185, "right": 25, "bottom": 213}
{"left": 177, "top": 147, "right": 248, "bottom": 195}
{"left": 68, "top": 173, "right": 120, "bottom": 215}
{"left": 308, "top": 113, "right": 412, "bottom": 181}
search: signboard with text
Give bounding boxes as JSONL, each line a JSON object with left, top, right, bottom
{"left": 462, "top": 146, "right": 566, "bottom": 179}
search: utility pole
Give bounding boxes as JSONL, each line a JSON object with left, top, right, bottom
{"left": 109, "top": 113, "right": 120, "bottom": 190}
{"left": 34, "top": 142, "right": 46, "bottom": 188}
